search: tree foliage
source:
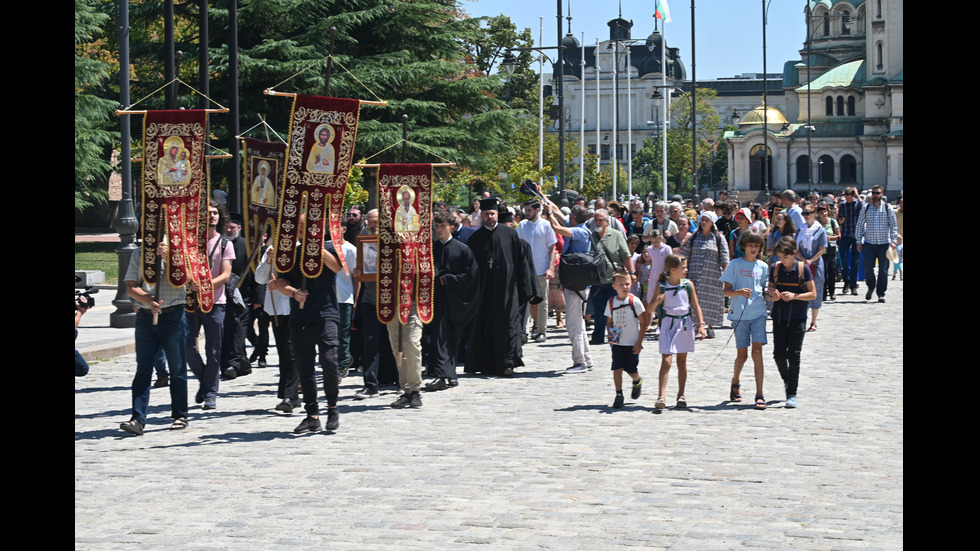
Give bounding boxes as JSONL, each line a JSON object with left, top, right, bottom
{"left": 635, "top": 89, "right": 722, "bottom": 197}
{"left": 75, "top": 0, "right": 119, "bottom": 210}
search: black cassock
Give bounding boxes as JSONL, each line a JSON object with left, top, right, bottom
{"left": 464, "top": 224, "right": 540, "bottom": 375}
{"left": 425, "top": 237, "right": 478, "bottom": 379}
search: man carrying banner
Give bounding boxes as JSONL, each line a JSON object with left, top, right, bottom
{"left": 270, "top": 223, "right": 344, "bottom": 433}
{"left": 187, "top": 200, "right": 235, "bottom": 411}
{"left": 121, "top": 245, "right": 190, "bottom": 435}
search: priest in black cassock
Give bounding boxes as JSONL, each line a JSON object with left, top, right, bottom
{"left": 423, "top": 211, "right": 479, "bottom": 390}
{"left": 464, "top": 198, "right": 540, "bottom": 377}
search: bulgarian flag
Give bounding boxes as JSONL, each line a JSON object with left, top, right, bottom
{"left": 654, "top": 0, "right": 672, "bottom": 23}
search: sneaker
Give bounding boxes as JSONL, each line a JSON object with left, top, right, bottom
{"left": 354, "top": 387, "right": 379, "bottom": 400}
{"left": 153, "top": 374, "right": 169, "bottom": 388}
{"left": 613, "top": 394, "right": 625, "bottom": 408}
{"left": 424, "top": 378, "right": 448, "bottom": 391}
{"left": 631, "top": 377, "right": 643, "bottom": 400}
{"left": 655, "top": 396, "right": 666, "bottom": 410}
{"left": 785, "top": 395, "right": 798, "bottom": 408}
{"left": 850, "top": 288, "right": 858, "bottom": 296}
{"left": 533, "top": 333, "right": 547, "bottom": 343}
{"left": 390, "top": 394, "right": 413, "bottom": 408}
{"left": 256, "top": 358, "right": 268, "bottom": 369}
{"left": 409, "top": 391, "right": 422, "bottom": 408}
{"left": 276, "top": 399, "right": 301, "bottom": 413}
{"left": 565, "top": 364, "right": 588, "bottom": 374}
{"left": 865, "top": 289, "right": 874, "bottom": 301}
{"left": 203, "top": 396, "right": 217, "bottom": 410}
{"left": 293, "top": 416, "right": 321, "bottom": 433}
{"left": 878, "top": 297, "right": 886, "bottom": 303}
{"left": 325, "top": 409, "right": 340, "bottom": 430}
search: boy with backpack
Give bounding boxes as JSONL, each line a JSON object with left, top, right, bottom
{"left": 768, "top": 236, "right": 817, "bottom": 409}
{"left": 605, "top": 270, "right": 652, "bottom": 408}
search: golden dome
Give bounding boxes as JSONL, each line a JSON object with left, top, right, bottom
{"left": 739, "top": 105, "right": 789, "bottom": 126}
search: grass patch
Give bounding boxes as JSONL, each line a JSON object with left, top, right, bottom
{"left": 75, "top": 242, "right": 125, "bottom": 282}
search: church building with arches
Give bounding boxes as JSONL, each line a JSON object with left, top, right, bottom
{"left": 724, "top": 0, "right": 903, "bottom": 194}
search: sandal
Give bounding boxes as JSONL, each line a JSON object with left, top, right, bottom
{"left": 807, "top": 323, "right": 818, "bottom": 332}
{"left": 169, "top": 418, "right": 189, "bottom": 430}
{"left": 120, "top": 419, "right": 145, "bottom": 436}
{"left": 755, "top": 396, "right": 767, "bottom": 410}
{"left": 655, "top": 396, "right": 666, "bottom": 410}
{"left": 730, "top": 384, "right": 742, "bottom": 402}
{"left": 675, "top": 396, "right": 687, "bottom": 409}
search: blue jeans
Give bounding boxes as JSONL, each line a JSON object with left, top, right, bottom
{"left": 838, "top": 236, "right": 860, "bottom": 289}
{"left": 186, "top": 305, "right": 225, "bottom": 400}
{"left": 589, "top": 283, "right": 616, "bottom": 344}
{"left": 133, "top": 308, "right": 188, "bottom": 424}
{"left": 862, "top": 243, "right": 891, "bottom": 298}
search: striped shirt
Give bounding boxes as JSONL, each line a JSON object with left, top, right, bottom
{"left": 124, "top": 249, "right": 188, "bottom": 309}
{"left": 838, "top": 200, "right": 862, "bottom": 238}
{"left": 855, "top": 201, "right": 898, "bottom": 245}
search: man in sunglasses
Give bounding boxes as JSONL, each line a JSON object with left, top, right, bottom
{"left": 855, "top": 185, "right": 899, "bottom": 303}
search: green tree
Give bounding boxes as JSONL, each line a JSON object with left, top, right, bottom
{"left": 464, "top": 14, "right": 537, "bottom": 107}
{"left": 664, "top": 89, "right": 722, "bottom": 195}
{"left": 75, "top": 0, "right": 119, "bottom": 211}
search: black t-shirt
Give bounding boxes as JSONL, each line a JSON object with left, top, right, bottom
{"left": 285, "top": 242, "right": 341, "bottom": 325}
{"left": 769, "top": 261, "right": 813, "bottom": 322}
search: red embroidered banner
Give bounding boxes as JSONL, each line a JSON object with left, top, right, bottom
{"left": 242, "top": 137, "right": 286, "bottom": 259}
{"left": 377, "top": 164, "right": 434, "bottom": 324}
{"left": 140, "top": 110, "right": 213, "bottom": 312}
{"left": 275, "top": 95, "right": 360, "bottom": 278}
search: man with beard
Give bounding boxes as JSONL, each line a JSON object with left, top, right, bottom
{"left": 856, "top": 185, "right": 899, "bottom": 303}
{"left": 186, "top": 200, "right": 235, "bottom": 410}
{"left": 465, "top": 197, "right": 536, "bottom": 377}
{"left": 220, "top": 214, "right": 252, "bottom": 380}
{"left": 343, "top": 206, "right": 364, "bottom": 245}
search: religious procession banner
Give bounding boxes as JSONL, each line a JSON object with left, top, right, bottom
{"left": 377, "top": 164, "right": 435, "bottom": 325}
{"left": 140, "top": 109, "right": 215, "bottom": 312}
{"left": 275, "top": 95, "right": 360, "bottom": 278}
{"left": 241, "top": 137, "right": 286, "bottom": 259}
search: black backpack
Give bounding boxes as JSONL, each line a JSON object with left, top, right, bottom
{"left": 559, "top": 231, "right": 607, "bottom": 292}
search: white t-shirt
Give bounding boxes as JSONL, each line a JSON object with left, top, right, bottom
{"left": 335, "top": 241, "right": 358, "bottom": 304}
{"left": 516, "top": 217, "right": 557, "bottom": 276}
{"left": 604, "top": 294, "right": 646, "bottom": 346}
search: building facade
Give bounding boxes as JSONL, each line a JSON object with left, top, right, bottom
{"left": 724, "top": 0, "right": 903, "bottom": 194}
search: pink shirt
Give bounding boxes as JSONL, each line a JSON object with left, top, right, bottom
{"left": 645, "top": 242, "right": 673, "bottom": 303}
{"left": 206, "top": 234, "right": 235, "bottom": 304}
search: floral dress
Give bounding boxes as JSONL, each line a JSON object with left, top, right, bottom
{"left": 685, "top": 231, "right": 729, "bottom": 326}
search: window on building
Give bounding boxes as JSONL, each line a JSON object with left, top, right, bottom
{"left": 601, "top": 144, "right": 610, "bottom": 160}
{"left": 847, "top": 96, "right": 856, "bottom": 116}
{"left": 840, "top": 155, "right": 857, "bottom": 182}
{"left": 796, "top": 155, "right": 810, "bottom": 184}
{"left": 826, "top": 96, "right": 834, "bottom": 116}
{"left": 818, "top": 155, "right": 835, "bottom": 183}
{"left": 841, "top": 11, "right": 851, "bottom": 35}
{"left": 823, "top": 13, "right": 830, "bottom": 36}
{"left": 876, "top": 42, "right": 884, "bottom": 70}
{"left": 616, "top": 144, "right": 624, "bottom": 160}
{"left": 836, "top": 96, "right": 845, "bottom": 116}
{"left": 876, "top": 0, "right": 882, "bottom": 18}
{"left": 588, "top": 145, "right": 597, "bottom": 156}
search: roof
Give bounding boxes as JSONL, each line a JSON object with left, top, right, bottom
{"left": 797, "top": 58, "right": 865, "bottom": 91}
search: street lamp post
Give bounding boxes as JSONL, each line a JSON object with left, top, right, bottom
{"left": 502, "top": 1, "right": 568, "bottom": 203}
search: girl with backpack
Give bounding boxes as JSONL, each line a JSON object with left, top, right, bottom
{"left": 649, "top": 254, "right": 707, "bottom": 410}
{"left": 768, "top": 237, "right": 817, "bottom": 409}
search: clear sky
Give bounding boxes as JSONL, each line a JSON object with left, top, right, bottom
{"left": 463, "top": 0, "right": 808, "bottom": 80}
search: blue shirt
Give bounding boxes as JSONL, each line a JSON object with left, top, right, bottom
{"left": 563, "top": 224, "right": 591, "bottom": 254}
{"left": 721, "top": 257, "right": 769, "bottom": 321}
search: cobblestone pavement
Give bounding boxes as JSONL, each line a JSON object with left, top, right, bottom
{"left": 76, "top": 281, "right": 903, "bottom": 550}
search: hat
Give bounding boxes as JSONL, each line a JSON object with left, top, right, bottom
{"left": 698, "top": 211, "right": 718, "bottom": 228}
{"left": 498, "top": 210, "right": 514, "bottom": 224}
{"left": 479, "top": 197, "right": 499, "bottom": 211}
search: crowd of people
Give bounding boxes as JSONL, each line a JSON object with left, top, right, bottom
{"left": 113, "top": 185, "right": 902, "bottom": 435}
